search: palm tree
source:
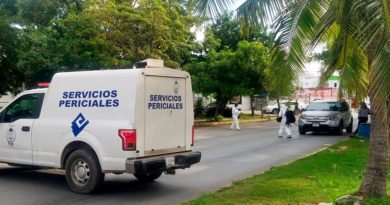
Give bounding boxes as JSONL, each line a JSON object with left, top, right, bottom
{"left": 195, "top": 0, "right": 390, "bottom": 198}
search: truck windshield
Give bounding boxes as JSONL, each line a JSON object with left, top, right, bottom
{"left": 306, "top": 102, "right": 340, "bottom": 111}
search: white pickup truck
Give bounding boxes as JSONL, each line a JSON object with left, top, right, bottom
{"left": 0, "top": 59, "right": 201, "bottom": 193}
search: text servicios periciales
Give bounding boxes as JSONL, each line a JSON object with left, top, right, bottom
{"left": 148, "top": 94, "right": 183, "bottom": 109}
{"left": 59, "top": 90, "right": 119, "bottom": 108}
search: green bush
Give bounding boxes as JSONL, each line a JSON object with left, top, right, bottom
{"left": 194, "top": 98, "right": 205, "bottom": 119}
{"left": 205, "top": 106, "right": 232, "bottom": 119}
{"left": 207, "top": 114, "right": 224, "bottom": 122}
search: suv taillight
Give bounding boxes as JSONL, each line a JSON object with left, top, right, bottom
{"left": 118, "top": 129, "right": 136, "bottom": 151}
{"left": 192, "top": 125, "right": 195, "bottom": 146}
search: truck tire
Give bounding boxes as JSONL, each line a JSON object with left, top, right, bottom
{"left": 346, "top": 118, "right": 353, "bottom": 133}
{"left": 134, "top": 171, "right": 163, "bottom": 182}
{"left": 65, "top": 149, "right": 105, "bottom": 194}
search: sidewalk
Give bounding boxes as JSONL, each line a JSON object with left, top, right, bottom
{"left": 194, "top": 115, "right": 277, "bottom": 127}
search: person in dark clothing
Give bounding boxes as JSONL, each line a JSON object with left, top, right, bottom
{"left": 354, "top": 102, "right": 370, "bottom": 135}
{"left": 294, "top": 101, "right": 299, "bottom": 115}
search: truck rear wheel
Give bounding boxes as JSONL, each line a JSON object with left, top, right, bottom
{"left": 134, "top": 171, "right": 163, "bottom": 182}
{"left": 65, "top": 149, "right": 104, "bottom": 194}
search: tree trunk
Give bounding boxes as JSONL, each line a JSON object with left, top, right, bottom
{"left": 358, "top": 35, "right": 389, "bottom": 198}
{"left": 250, "top": 95, "right": 255, "bottom": 116}
{"left": 214, "top": 94, "right": 229, "bottom": 117}
{"left": 358, "top": 91, "right": 389, "bottom": 197}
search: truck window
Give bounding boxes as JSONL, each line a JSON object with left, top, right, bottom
{"left": 0, "top": 93, "right": 44, "bottom": 123}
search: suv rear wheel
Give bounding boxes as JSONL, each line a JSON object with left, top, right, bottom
{"left": 335, "top": 121, "right": 343, "bottom": 135}
{"left": 272, "top": 109, "right": 279, "bottom": 115}
{"left": 346, "top": 118, "right": 353, "bottom": 133}
{"left": 298, "top": 126, "right": 305, "bottom": 135}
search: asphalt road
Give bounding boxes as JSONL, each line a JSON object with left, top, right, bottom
{"left": 0, "top": 121, "right": 349, "bottom": 205}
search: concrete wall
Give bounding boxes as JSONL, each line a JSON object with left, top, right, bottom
{"left": 0, "top": 93, "right": 13, "bottom": 109}
{"left": 227, "top": 96, "right": 251, "bottom": 111}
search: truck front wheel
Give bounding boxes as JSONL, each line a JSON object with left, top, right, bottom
{"left": 134, "top": 171, "right": 163, "bottom": 182}
{"left": 65, "top": 149, "right": 104, "bottom": 194}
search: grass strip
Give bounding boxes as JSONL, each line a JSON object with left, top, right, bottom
{"left": 184, "top": 138, "right": 390, "bottom": 205}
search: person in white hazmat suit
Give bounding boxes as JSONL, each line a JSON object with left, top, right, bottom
{"left": 278, "top": 103, "right": 292, "bottom": 138}
{"left": 230, "top": 104, "right": 241, "bottom": 130}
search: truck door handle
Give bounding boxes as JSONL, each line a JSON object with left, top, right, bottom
{"left": 22, "top": 126, "right": 30, "bottom": 132}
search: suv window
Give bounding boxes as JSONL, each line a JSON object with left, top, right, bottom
{"left": 306, "top": 102, "right": 340, "bottom": 111}
{"left": 0, "top": 93, "right": 44, "bottom": 123}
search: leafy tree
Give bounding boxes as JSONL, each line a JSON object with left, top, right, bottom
{"left": 205, "top": 12, "right": 241, "bottom": 51}
{"left": 17, "top": 0, "right": 66, "bottom": 26}
{"left": 0, "top": 9, "right": 19, "bottom": 94}
{"left": 235, "top": 41, "right": 269, "bottom": 115}
{"left": 16, "top": 27, "right": 54, "bottom": 88}
{"left": 186, "top": 12, "right": 271, "bottom": 116}
{"left": 185, "top": 40, "right": 268, "bottom": 116}
{"left": 49, "top": 13, "right": 118, "bottom": 71}
{"left": 204, "top": 12, "right": 270, "bottom": 51}
{"left": 0, "top": 0, "right": 197, "bottom": 94}
{"left": 185, "top": 49, "right": 237, "bottom": 115}
{"left": 196, "top": 0, "right": 390, "bottom": 198}
{"left": 88, "top": 0, "right": 196, "bottom": 68}
{"left": 0, "top": 0, "right": 17, "bottom": 16}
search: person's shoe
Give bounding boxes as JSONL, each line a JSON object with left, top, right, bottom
{"left": 278, "top": 135, "right": 283, "bottom": 138}
{"left": 287, "top": 135, "right": 292, "bottom": 139}
{"left": 236, "top": 128, "right": 241, "bottom": 131}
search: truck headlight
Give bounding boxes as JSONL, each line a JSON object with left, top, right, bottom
{"left": 300, "top": 114, "right": 306, "bottom": 120}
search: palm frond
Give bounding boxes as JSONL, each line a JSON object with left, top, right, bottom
{"left": 370, "top": 33, "right": 390, "bottom": 105}
{"left": 266, "top": 0, "right": 330, "bottom": 95}
{"left": 351, "top": 0, "right": 386, "bottom": 50}
{"left": 193, "top": 0, "right": 234, "bottom": 20}
{"left": 318, "top": 23, "right": 368, "bottom": 102}
{"left": 338, "top": 44, "right": 368, "bottom": 101}
{"left": 236, "top": 0, "right": 288, "bottom": 26}
{"left": 309, "top": 1, "right": 341, "bottom": 51}
{"left": 382, "top": 0, "right": 390, "bottom": 34}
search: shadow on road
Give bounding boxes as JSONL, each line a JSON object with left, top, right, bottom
{"left": 0, "top": 165, "right": 185, "bottom": 197}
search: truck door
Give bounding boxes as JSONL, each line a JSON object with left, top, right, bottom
{"left": 144, "top": 76, "right": 186, "bottom": 155}
{"left": 0, "top": 93, "right": 44, "bottom": 164}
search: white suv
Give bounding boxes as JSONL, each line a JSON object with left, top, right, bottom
{"left": 298, "top": 100, "right": 353, "bottom": 135}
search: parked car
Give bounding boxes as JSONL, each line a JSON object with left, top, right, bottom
{"left": 262, "top": 101, "right": 306, "bottom": 114}
{"left": 262, "top": 101, "right": 288, "bottom": 114}
{"left": 298, "top": 100, "right": 353, "bottom": 135}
